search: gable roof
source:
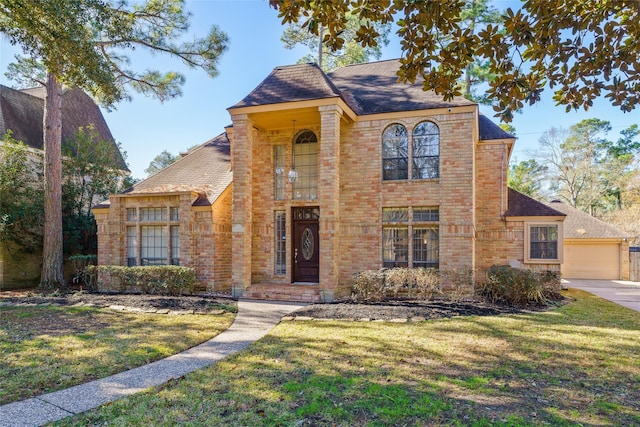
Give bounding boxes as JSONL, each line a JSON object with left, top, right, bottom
{"left": 229, "top": 60, "right": 512, "bottom": 142}
{"left": 232, "top": 63, "right": 342, "bottom": 108}
{"left": 0, "top": 84, "right": 127, "bottom": 170}
{"left": 505, "top": 188, "right": 566, "bottom": 218}
{"left": 120, "top": 132, "right": 232, "bottom": 206}
{"left": 328, "top": 59, "right": 475, "bottom": 115}
{"left": 546, "top": 201, "right": 632, "bottom": 239}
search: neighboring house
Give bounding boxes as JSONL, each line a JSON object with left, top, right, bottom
{"left": 95, "top": 59, "right": 575, "bottom": 301}
{"left": 0, "top": 84, "right": 126, "bottom": 289}
{"left": 546, "top": 200, "right": 631, "bottom": 280}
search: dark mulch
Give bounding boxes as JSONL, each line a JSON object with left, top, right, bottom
{"left": 0, "top": 290, "right": 561, "bottom": 320}
{"left": 0, "top": 291, "right": 236, "bottom": 312}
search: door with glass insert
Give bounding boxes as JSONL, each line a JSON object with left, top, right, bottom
{"left": 292, "top": 207, "right": 320, "bottom": 283}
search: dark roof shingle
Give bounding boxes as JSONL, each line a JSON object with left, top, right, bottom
{"left": 478, "top": 114, "right": 514, "bottom": 141}
{"left": 505, "top": 188, "right": 566, "bottom": 218}
{"left": 0, "top": 84, "right": 127, "bottom": 170}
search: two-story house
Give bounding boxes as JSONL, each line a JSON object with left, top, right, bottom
{"left": 94, "top": 60, "right": 570, "bottom": 301}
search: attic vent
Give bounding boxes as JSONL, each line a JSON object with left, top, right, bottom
{"left": 550, "top": 200, "right": 562, "bottom": 203}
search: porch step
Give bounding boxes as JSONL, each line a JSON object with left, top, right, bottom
{"left": 243, "top": 283, "right": 321, "bottom": 302}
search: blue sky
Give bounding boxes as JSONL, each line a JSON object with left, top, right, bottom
{"left": 1, "top": 0, "right": 638, "bottom": 179}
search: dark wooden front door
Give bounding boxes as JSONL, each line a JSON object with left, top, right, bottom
{"left": 292, "top": 208, "right": 320, "bottom": 283}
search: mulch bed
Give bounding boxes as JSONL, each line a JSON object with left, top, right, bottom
{"left": 1, "top": 290, "right": 560, "bottom": 321}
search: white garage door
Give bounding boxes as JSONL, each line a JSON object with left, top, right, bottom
{"left": 562, "top": 242, "right": 621, "bottom": 280}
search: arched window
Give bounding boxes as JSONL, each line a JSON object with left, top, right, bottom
{"left": 412, "top": 121, "right": 439, "bottom": 179}
{"left": 292, "top": 130, "right": 318, "bottom": 200}
{"left": 382, "top": 124, "right": 408, "bottom": 180}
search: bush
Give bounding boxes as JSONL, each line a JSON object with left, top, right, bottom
{"left": 479, "top": 265, "right": 561, "bottom": 305}
{"left": 85, "top": 265, "right": 198, "bottom": 296}
{"left": 351, "top": 268, "right": 441, "bottom": 302}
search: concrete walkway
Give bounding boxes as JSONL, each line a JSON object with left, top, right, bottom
{"left": 0, "top": 300, "right": 304, "bottom": 427}
{"left": 564, "top": 278, "right": 640, "bottom": 313}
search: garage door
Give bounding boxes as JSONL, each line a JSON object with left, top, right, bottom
{"left": 562, "top": 242, "right": 621, "bottom": 280}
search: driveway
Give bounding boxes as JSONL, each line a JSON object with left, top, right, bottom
{"left": 563, "top": 279, "right": 640, "bottom": 313}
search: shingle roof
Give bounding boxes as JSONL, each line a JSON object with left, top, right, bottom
{"left": 478, "top": 114, "right": 514, "bottom": 141}
{"left": 505, "top": 188, "right": 566, "bottom": 218}
{"left": 546, "top": 201, "right": 631, "bottom": 239}
{"left": 229, "top": 60, "right": 511, "bottom": 142}
{"left": 122, "top": 132, "right": 232, "bottom": 206}
{"left": 231, "top": 63, "right": 342, "bottom": 108}
{"left": 0, "top": 84, "right": 127, "bottom": 170}
{"left": 328, "top": 59, "right": 475, "bottom": 114}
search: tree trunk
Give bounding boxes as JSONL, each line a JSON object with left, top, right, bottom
{"left": 40, "top": 72, "right": 66, "bottom": 291}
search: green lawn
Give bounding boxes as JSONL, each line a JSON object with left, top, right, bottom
{"left": 52, "top": 289, "right": 640, "bottom": 426}
{"left": 0, "top": 305, "right": 235, "bottom": 405}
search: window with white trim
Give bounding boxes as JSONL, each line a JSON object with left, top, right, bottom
{"left": 383, "top": 207, "right": 439, "bottom": 268}
{"left": 526, "top": 223, "right": 561, "bottom": 263}
{"left": 125, "top": 207, "right": 180, "bottom": 266}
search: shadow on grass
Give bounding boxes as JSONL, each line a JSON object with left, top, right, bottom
{"left": 53, "top": 290, "right": 640, "bottom": 426}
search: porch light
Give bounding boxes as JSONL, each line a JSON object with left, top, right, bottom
{"left": 288, "top": 167, "right": 299, "bottom": 183}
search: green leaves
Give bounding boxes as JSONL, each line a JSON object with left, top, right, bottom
{"left": 270, "top": 0, "right": 640, "bottom": 122}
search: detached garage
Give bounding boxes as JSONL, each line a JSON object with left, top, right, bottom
{"left": 547, "top": 201, "right": 631, "bottom": 280}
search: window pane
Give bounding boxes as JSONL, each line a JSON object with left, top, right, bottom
{"left": 413, "top": 228, "right": 439, "bottom": 268}
{"left": 140, "top": 207, "right": 167, "bottom": 222}
{"left": 126, "top": 226, "right": 137, "bottom": 266}
{"left": 293, "top": 130, "right": 318, "bottom": 200}
{"left": 382, "top": 124, "right": 408, "bottom": 181}
{"left": 413, "top": 121, "right": 439, "bottom": 179}
{"left": 141, "top": 226, "right": 167, "bottom": 265}
{"left": 530, "top": 225, "right": 559, "bottom": 259}
{"left": 126, "top": 208, "right": 137, "bottom": 222}
{"left": 170, "top": 207, "right": 179, "bottom": 221}
{"left": 170, "top": 226, "right": 180, "bottom": 265}
{"left": 413, "top": 208, "right": 439, "bottom": 222}
{"left": 382, "top": 227, "right": 408, "bottom": 268}
{"left": 274, "top": 211, "right": 286, "bottom": 275}
{"left": 274, "top": 145, "right": 286, "bottom": 200}
{"left": 382, "top": 208, "right": 409, "bottom": 222}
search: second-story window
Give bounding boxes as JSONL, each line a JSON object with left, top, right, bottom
{"left": 383, "top": 121, "right": 440, "bottom": 180}
{"left": 382, "top": 124, "right": 408, "bottom": 180}
{"left": 292, "top": 130, "right": 318, "bottom": 200}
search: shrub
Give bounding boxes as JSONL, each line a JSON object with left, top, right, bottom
{"left": 442, "top": 267, "right": 475, "bottom": 301}
{"left": 86, "top": 265, "right": 198, "bottom": 295}
{"left": 351, "top": 268, "right": 441, "bottom": 302}
{"left": 479, "top": 265, "right": 561, "bottom": 305}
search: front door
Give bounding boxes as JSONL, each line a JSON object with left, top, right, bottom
{"left": 292, "top": 207, "right": 320, "bottom": 283}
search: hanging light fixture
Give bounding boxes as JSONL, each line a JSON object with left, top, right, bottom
{"left": 288, "top": 120, "right": 298, "bottom": 183}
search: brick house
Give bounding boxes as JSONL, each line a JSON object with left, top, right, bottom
{"left": 94, "top": 60, "right": 570, "bottom": 301}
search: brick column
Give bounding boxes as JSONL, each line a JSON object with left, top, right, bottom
{"left": 318, "top": 105, "right": 343, "bottom": 301}
{"left": 231, "top": 114, "right": 253, "bottom": 296}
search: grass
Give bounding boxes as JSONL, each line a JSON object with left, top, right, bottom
{"left": 48, "top": 289, "right": 640, "bottom": 426}
{"left": 0, "top": 305, "right": 235, "bottom": 405}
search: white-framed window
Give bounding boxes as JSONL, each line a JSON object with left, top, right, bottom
{"left": 525, "top": 223, "right": 562, "bottom": 263}
{"left": 382, "top": 207, "right": 439, "bottom": 268}
{"left": 125, "top": 206, "right": 180, "bottom": 266}
{"left": 382, "top": 121, "right": 440, "bottom": 181}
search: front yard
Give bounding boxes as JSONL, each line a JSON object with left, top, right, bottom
{"left": 50, "top": 289, "right": 640, "bottom": 426}
{"left": 0, "top": 304, "right": 235, "bottom": 405}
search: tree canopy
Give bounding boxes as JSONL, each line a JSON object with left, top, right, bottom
{"left": 269, "top": 0, "right": 640, "bottom": 122}
{"left": 145, "top": 150, "right": 179, "bottom": 176}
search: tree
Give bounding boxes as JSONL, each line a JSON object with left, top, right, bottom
{"left": 269, "top": 0, "right": 640, "bottom": 122}
{"left": 508, "top": 159, "right": 547, "bottom": 199}
{"left": 0, "top": 132, "right": 44, "bottom": 254}
{"left": 62, "top": 126, "right": 129, "bottom": 255}
{"left": 281, "top": 12, "right": 390, "bottom": 71}
{"left": 2, "top": 0, "right": 228, "bottom": 290}
{"left": 145, "top": 150, "right": 179, "bottom": 176}
{"left": 536, "top": 120, "right": 638, "bottom": 216}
